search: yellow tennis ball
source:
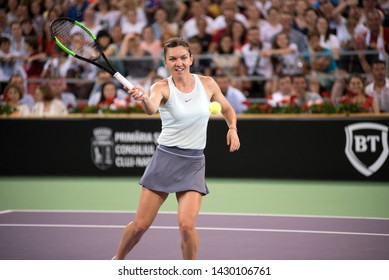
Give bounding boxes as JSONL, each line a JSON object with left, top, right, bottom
{"left": 209, "top": 101, "right": 222, "bottom": 114}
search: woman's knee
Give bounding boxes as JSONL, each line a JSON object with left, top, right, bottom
{"left": 178, "top": 220, "right": 196, "bottom": 238}
{"left": 130, "top": 220, "right": 151, "bottom": 236}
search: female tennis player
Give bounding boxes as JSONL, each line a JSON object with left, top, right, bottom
{"left": 113, "top": 37, "right": 240, "bottom": 260}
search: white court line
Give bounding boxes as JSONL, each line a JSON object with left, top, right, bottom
{"left": 0, "top": 223, "right": 389, "bottom": 237}
{"left": 0, "top": 210, "right": 12, "bottom": 215}
{"left": 4, "top": 209, "right": 389, "bottom": 221}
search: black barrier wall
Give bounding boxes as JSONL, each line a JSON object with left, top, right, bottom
{"left": 1, "top": 116, "right": 388, "bottom": 181}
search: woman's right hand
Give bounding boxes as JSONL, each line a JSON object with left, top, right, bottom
{"left": 128, "top": 86, "right": 146, "bottom": 102}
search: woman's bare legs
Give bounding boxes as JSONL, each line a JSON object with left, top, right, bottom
{"left": 176, "top": 191, "right": 202, "bottom": 260}
{"left": 114, "top": 187, "right": 168, "bottom": 260}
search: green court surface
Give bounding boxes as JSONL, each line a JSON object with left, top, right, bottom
{"left": 0, "top": 177, "right": 388, "bottom": 218}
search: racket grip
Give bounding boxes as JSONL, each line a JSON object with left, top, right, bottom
{"left": 114, "top": 72, "right": 134, "bottom": 90}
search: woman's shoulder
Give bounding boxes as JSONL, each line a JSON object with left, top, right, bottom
{"left": 151, "top": 78, "right": 169, "bottom": 92}
{"left": 197, "top": 74, "right": 218, "bottom": 91}
{"left": 196, "top": 74, "right": 215, "bottom": 84}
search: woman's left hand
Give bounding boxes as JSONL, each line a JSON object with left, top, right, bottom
{"left": 227, "top": 129, "right": 240, "bottom": 152}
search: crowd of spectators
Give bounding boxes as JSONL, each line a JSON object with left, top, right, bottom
{"left": 1, "top": 0, "right": 389, "bottom": 115}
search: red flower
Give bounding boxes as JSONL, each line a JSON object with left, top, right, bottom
{"left": 322, "top": 91, "right": 329, "bottom": 98}
{"left": 2, "top": 92, "right": 9, "bottom": 102}
{"left": 280, "top": 98, "right": 289, "bottom": 104}
{"left": 259, "top": 103, "right": 271, "bottom": 112}
{"left": 290, "top": 94, "right": 297, "bottom": 104}
{"left": 346, "top": 90, "right": 357, "bottom": 97}
{"left": 78, "top": 100, "right": 86, "bottom": 110}
{"left": 339, "top": 95, "right": 352, "bottom": 104}
{"left": 363, "top": 96, "right": 373, "bottom": 109}
{"left": 242, "top": 100, "right": 251, "bottom": 107}
{"left": 105, "top": 96, "right": 114, "bottom": 103}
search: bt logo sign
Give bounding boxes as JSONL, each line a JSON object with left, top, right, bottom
{"left": 345, "top": 122, "right": 388, "bottom": 177}
{"left": 354, "top": 135, "right": 381, "bottom": 153}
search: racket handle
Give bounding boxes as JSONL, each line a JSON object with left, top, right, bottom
{"left": 114, "top": 72, "right": 134, "bottom": 90}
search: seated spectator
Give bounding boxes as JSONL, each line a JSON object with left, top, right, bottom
{"left": 95, "top": 81, "right": 132, "bottom": 110}
{"left": 119, "top": 32, "right": 155, "bottom": 83}
{"left": 188, "top": 37, "right": 212, "bottom": 76}
{"left": 344, "top": 74, "right": 379, "bottom": 114}
{"left": 67, "top": 0, "right": 90, "bottom": 22}
{"left": 2, "top": 83, "right": 30, "bottom": 115}
{"left": 33, "top": 82, "right": 44, "bottom": 103}
{"left": 91, "top": 0, "right": 121, "bottom": 31}
{"left": 240, "top": 26, "right": 273, "bottom": 97}
{"left": 337, "top": 11, "right": 367, "bottom": 50}
{"left": 365, "top": 60, "right": 389, "bottom": 112}
{"left": 244, "top": 3, "right": 266, "bottom": 29}
{"left": 144, "top": 0, "right": 161, "bottom": 23}
{"left": 269, "top": 31, "right": 303, "bottom": 76}
{"left": 331, "top": 34, "right": 378, "bottom": 103}
{"left": 303, "top": 8, "right": 319, "bottom": 36}
{"left": 215, "top": 74, "right": 249, "bottom": 113}
{"left": 9, "top": 21, "right": 26, "bottom": 59}
{"left": 0, "top": 9, "right": 10, "bottom": 37}
{"left": 293, "top": 0, "right": 309, "bottom": 35}
{"left": 211, "top": 33, "right": 241, "bottom": 77}
{"left": 120, "top": 7, "right": 146, "bottom": 35}
{"left": 292, "top": 74, "right": 323, "bottom": 106}
{"left": 88, "top": 70, "right": 130, "bottom": 106}
{"left": 30, "top": 1, "right": 45, "bottom": 36}
{"left": 260, "top": 7, "right": 283, "bottom": 43}
{"left": 229, "top": 20, "right": 247, "bottom": 53}
{"left": 0, "top": 36, "right": 25, "bottom": 91}
{"left": 111, "top": 24, "right": 124, "bottom": 48}
{"left": 40, "top": 46, "right": 73, "bottom": 79}
{"left": 66, "top": 32, "right": 99, "bottom": 98}
{"left": 161, "top": 0, "right": 187, "bottom": 24}
{"left": 181, "top": 0, "right": 214, "bottom": 40}
{"left": 188, "top": 17, "right": 213, "bottom": 53}
{"left": 151, "top": 8, "right": 179, "bottom": 40}
{"left": 31, "top": 84, "right": 68, "bottom": 116}
{"left": 7, "top": 73, "right": 34, "bottom": 110}
{"left": 267, "top": 74, "right": 294, "bottom": 107}
{"left": 81, "top": 8, "right": 103, "bottom": 35}
{"left": 48, "top": 78, "right": 77, "bottom": 109}
{"left": 302, "top": 30, "right": 337, "bottom": 93}
{"left": 315, "top": 16, "right": 340, "bottom": 61}
{"left": 119, "top": 0, "right": 147, "bottom": 27}
{"left": 209, "top": 5, "right": 247, "bottom": 53}
{"left": 23, "top": 36, "right": 46, "bottom": 95}
{"left": 140, "top": 25, "right": 162, "bottom": 64}
{"left": 39, "top": 15, "right": 58, "bottom": 58}
{"left": 278, "top": 10, "right": 308, "bottom": 53}
{"left": 365, "top": 8, "right": 389, "bottom": 60}
{"left": 21, "top": 19, "right": 37, "bottom": 37}
{"left": 14, "top": 2, "right": 30, "bottom": 24}
{"left": 211, "top": 1, "right": 248, "bottom": 32}
{"left": 314, "top": 0, "right": 344, "bottom": 34}
{"left": 96, "top": 29, "right": 124, "bottom": 75}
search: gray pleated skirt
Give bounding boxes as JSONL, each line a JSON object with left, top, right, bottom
{"left": 140, "top": 145, "right": 209, "bottom": 196}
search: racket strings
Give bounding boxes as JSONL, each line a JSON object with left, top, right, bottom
{"left": 52, "top": 21, "right": 100, "bottom": 61}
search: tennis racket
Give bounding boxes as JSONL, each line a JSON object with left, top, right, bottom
{"left": 50, "top": 17, "right": 134, "bottom": 90}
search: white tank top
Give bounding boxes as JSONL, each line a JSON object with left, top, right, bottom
{"left": 158, "top": 74, "right": 211, "bottom": 149}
